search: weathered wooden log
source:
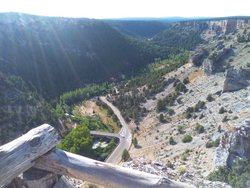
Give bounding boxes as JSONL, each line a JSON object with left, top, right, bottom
{"left": 35, "top": 149, "right": 195, "bottom": 188}
{"left": 0, "top": 124, "right": 59, "bottom": 187}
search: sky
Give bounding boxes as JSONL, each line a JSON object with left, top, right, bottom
{"left": 0, "top": 0, "right": 249, "bottom": 19}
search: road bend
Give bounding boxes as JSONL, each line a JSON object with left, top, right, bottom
{"left": 97, "top": 96, "right": 132, "bottom": 164}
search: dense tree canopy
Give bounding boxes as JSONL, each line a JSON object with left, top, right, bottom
{"left": 57, "top": 122, "right": 94, "bottom": 157}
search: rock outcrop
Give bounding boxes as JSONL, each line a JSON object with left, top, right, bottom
{"left": 23, "top": 171, "right": 59, "bottom": 188}
{"left": 208, "top": 19, "right": 250, "bottom": 34}
{"left": 203, "top": 47, "right": 233, "bottom": 75}
{"left": 203, "top": 59, "right": 214, "bottom": 75}
{"left": 223, "top": 67, "right": 250, "bottom": 92}
{"left": 214, "top": 119, "right": 250, "bottom": 168}
{"left": 227, "top": 119, "right": 250, "bottom": 167}
{"left": 7, "top": 168, "right": 76, "bottom": 188}
{"left": 190, "top": 48, "right": 209, "bottom": 66}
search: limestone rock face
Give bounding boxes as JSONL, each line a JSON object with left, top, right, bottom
{"left": 214, "top": 132, "right": 231, "bottom": 167}
{"left": 203, "top": 47, "right": 232, "bottom": 75}
{"left": 223, "top": 68, "right": 250, "bottom": 92}
{"left": 203, "top": 59, "right": 214, "bottom": 75}
{"left": 227, "top": 119, "right": 250, "bottom": 166}
{"left": 208, "top": 19, "right": 250, "bottom": 34}
{"left": 214, "top": 119, "right": 250, "bottom": 168}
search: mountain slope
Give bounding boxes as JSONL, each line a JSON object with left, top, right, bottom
{"left": 105, "top": 20, "right": 169, "bottom": 38}
{"left": 151, "top": 21, "right": 207, "bottom": 53}
{"left": 0, "top": 71, "right": 57, "bottom": 144}
{"left": 0, "top": 13, "right": 163, "bottom": 98}
{"left": 113, "top": 18, "right": 250, "bottom": 186}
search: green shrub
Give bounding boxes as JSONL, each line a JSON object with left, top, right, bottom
{"left": 183, "top": 77, "right": 190, "bottom": 84}
{"left": 175, "top": 82, "right": 188, "bottom": 93}
{"left": 132, "top": 137, "right": 138, "bottom": 147}
{"left": 185, "top": 107, "right": 194, "bottom": 119}
{"left": 194, "top": 101, "right": 206, "bottom": 112}
{"left": 206, "top": 139, "right": 220, "bottom": 148}
{"left": 233, "top": 116, "right": 239, "bottom": 120}
{"left": 122, "top": 149, "right": 130, "bottom": 161}
{"left": 178, "top": 166, "right": 187, "bottom": 174}
{"left": 214, "top": 138, "right": 220, "bottom": 147}
{"left": 168, "top": 108, "right": 175, "bottom": 115}
{"left": 208, "top": 159, "right": 250, "bottom": 188}
{"left": 186, "top": 111, "right": 193, "bottom": 119}
{"left": 156, "top": 99, "right": 166, "bottom": 112}
{"left": 206, "top": 94, "right": 214, "bottom": 102}
{"left": 177, "top": 125, "right": 185, "bottom": 134}
{"left": 195, "top": 123, "right": 205, "bottom": 134}
{"left": 222, "top": 116, "right": 229, "bottom": 122}
{"left": 158, "top": 113, "right": 165, "bottom": 123}
{"left": 219, "top": 107, "right": 227, "bottom": 114}
{"left": 199, "top": 113, "right": 205, "bottom": 119}
{"left": 206, "top": 141, "right": 214, "bottom": 148}
{"left": 182, "top": 134, "right": 193, "bottom": 143}
{"left": 186, "top": 107, "right": 194, "bottom": 113}
{"left": 169, "top": 137, "right": 177, "bottom": 145}
{"left": 177, "top": 97, "right": 183, "bottom": 104}
{"left": 208, "top": 166, "right": 230, "bottom": 183}
{"left": 181, "top": 154, "right": 188, "bottom": 161}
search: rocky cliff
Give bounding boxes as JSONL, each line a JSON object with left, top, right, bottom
{"left": 205, "top": 19, "right": 250, "bottom": 34}
{"left": 215, "top": 119, "right": 250, "bottom": 168}
{"left": 223, "top": 67, "right": 250, "bottom": 92}
{"left": 180, "top": 18, "right": 250, "bottom": 36}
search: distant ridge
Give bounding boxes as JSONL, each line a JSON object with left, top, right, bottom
{"left": 103, "top": 17, "right": 192, "bottom": 23}
{"left": 184, "top": 16, "right": 250, "bottom": 22}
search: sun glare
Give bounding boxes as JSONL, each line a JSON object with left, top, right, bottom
{"left": 0, "top": 0, "right": 249, "bottom": 18}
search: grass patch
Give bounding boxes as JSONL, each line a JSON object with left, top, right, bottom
{"left": 94, "top": 104, "right": 121, "bottom": 133}
{"left": 72, "top": 101, "right": 120, "bottom": 133}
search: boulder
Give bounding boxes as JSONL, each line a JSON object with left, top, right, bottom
{"left": 23, "top": 168, "right": 59, "bottom": 188}
{"left": 223, "top": 67, "right": 250, "bottom": 92}
{"left": 53, "top": 176, "right": 76, "bottom": 188}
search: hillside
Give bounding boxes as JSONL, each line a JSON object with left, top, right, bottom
{"left": 151, "top": 21, "right": 206, "bottom": 52}
{"left": 111, "top": 18, "right": 250, "bottom": 187}
{"left": 0, "top": 71, "right": 57, "bottom": 144}
{"left": 1, "top": 15, "right": 250, "bottom": 187}
{"left": 0, "top": 13, "right": 164, "bottom": 98}
{"left": 105, "top": 20, "right": 169, "bottom": 38}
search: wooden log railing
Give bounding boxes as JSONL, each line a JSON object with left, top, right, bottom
{"left": 0, "top": 124, "right": 196, "bottom": 188}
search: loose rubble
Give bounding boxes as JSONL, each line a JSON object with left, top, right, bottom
{"left": 122, "top": 157, "right": 231, "bottom": 187}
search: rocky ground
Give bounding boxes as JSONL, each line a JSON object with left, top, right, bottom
{"left": 128, "top": 28, "right": 250, "bottom": 186}
{"left": 64, "top": 26, "right": 250, "bottom": 188}
{"left": 122, "top": 157, "right": 232, "bottom": 188}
